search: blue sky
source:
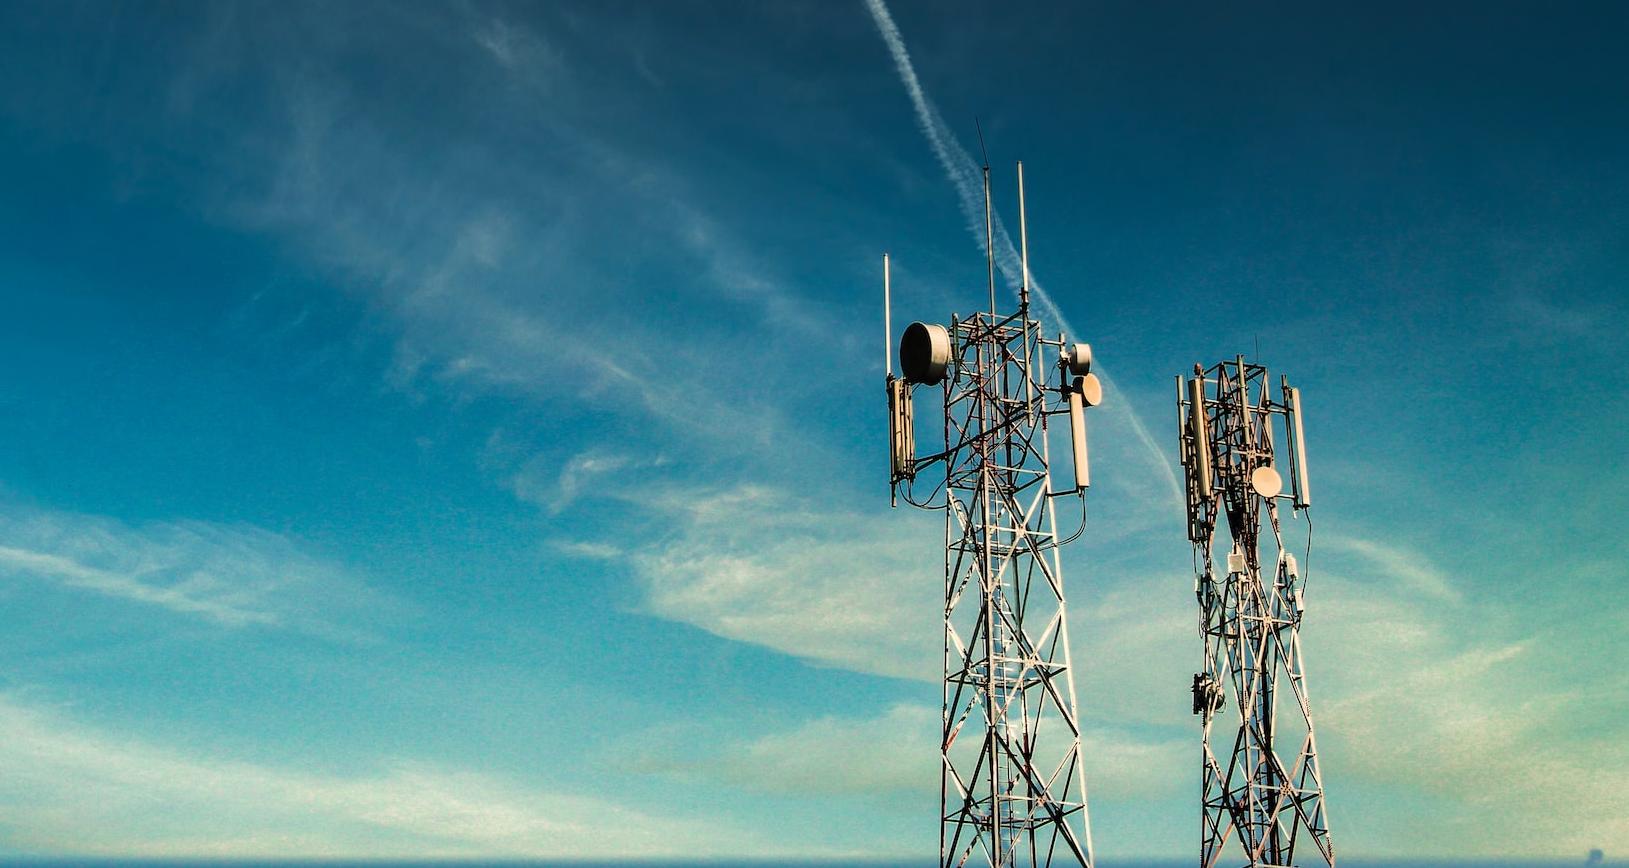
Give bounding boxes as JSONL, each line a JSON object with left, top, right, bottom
{"left": 0, "top": 0, "right": 1625, "bottom": 859}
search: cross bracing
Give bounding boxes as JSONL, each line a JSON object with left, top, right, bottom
{"left": 934, "top": 311, "right": 1093, "bottom": 868}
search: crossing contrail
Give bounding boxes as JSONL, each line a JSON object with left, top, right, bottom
{"left": 864, "top": 0, "right": 1182, "bottom": 504}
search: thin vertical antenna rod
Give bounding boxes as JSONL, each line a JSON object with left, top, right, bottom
{"left": 983, "top": 166, "right": 996, "bottom": 316}
{"left": 1018, "top": 162, "right": 1035, "bottom": 413}
{"left": 975, "top": 117, "right": 995, "bottom": 315}
{"left": 884, "top": 253, "right": 893, "bottom": 377}
{"left": 1017, "top": 161, "right": 1030, "bottom": 313}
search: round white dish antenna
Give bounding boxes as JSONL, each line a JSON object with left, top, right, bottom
{"left": 1251, "top": 466, "right": 1283, "bottom": 498}
{"left": 900, "top": 322, "right": 951, "bottom": 385}
{"left": 1077, "top": 373, "right": 1103, "bottom": 407}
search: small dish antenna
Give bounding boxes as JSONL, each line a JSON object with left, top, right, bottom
{"left": 1250, "top": 466, "right": 1283, "bottom": 498}
{"left": 1076, "top": 373, "right": 1103, "bottom": 407}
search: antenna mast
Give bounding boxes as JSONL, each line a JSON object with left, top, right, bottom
{"left": 977, "top": 118, "right": 996, "bottom": 315}
{"left": 1177, "top": 358, "right": 1334, "bottom": 868}
{"left": 885, "top": 164, "right": 1102, "bottom": 868}
{"left": 1017, "top": 161, "right": 1030, "bottom": 314}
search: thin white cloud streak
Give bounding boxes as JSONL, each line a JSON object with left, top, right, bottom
{"left": 0, "top": 545, "right": 277, "bottom": 627}
{"left": 1320, "top": 534, "right": 1462, "bottom": 603}
{"left": 509, "top": 448, "right": 668, "bottom": 516}
{"left": 864, "top": 0, "right": 1181, "bottom": 505}
{"left": 0, "top": 500, "right": 392, "bottom": 638}
{"left": 0, "top": 695, "right": 774, "bottom": 858}
{"left": 472, "top": 15, "right": 561, "bottom": 79}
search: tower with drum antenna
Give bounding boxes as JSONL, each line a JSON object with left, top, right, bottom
{"left": 884, "top": 160, "right": 1102, "bottom": 868}
{"left": 1176, "top": 358, "right": 1335, "bottom": 868}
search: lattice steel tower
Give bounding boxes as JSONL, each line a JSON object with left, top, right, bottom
{"left": 885, "top": 163, "right": 1100, "bottom": 868}
{"left": 1176, "top": 357, "right": 1335, "bottom": 868}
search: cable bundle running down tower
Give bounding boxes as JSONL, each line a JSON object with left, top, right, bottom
{"left": 1176, "top": 358, "right": 1334, "bottom": 868}
{"left": 886, "top": 162, "right": 1101, "bottom": 868}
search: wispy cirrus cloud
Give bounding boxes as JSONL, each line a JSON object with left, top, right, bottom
{"left": 1321, "top": 534, "right": 1462, "bottom": 602}
{"left": 0, "top": 498, "right": 393, "bottom": 638}
{"left": 472, "top": 14, "right": 561, "bottom": 79}
{"left": 630, "top": 482, "right": 941, "bottom": 681}
{"left": 510, "top": 448, "right": 669, "bottom": 516}
{"left": 210, "top": 11, "right": 830, "bottom": 460}
{"left": 0, "top": 545, "right": 276, "bottom": 627}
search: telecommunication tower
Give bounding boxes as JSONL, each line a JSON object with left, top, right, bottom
{"left": 1176, "top": 358, "right": 1335, "bottom": 868}
{"left": 885, "top": 162, "right": 1100, "bottom": 868}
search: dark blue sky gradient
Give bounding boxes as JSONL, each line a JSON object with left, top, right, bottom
{"left": 0, "top": 0, "right": 1623, "bottom": 859}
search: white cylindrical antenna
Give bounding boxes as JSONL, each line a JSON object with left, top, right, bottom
{"left": 1289, "top": 385, "right": 1311, "bottom": 509}
{"left": 1069, "top": 377, "right": 1089, "bottom": 489}
{"left": 1017, "top": 160, "right": 1030, "bottom": 312}
{"left": 983, "top": 166, "right": 996, "bottom": 315}
{"left": 1187, "top": 376, "right": 1213, "bottom": 499}
{"left": 883, "top": 253, "right": 892, "bottom": 377}
{"left": 1072, "top": 373, "right": 1103, "bottom": 491}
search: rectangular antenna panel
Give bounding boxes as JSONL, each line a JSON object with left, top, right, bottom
{"left": 888, "top": 378, "right": 913, "bottom": 481}
{"left": 1068, "top": 378, "right": 1089, "bottom": 489}
{"left": 1187, "top": 377, "right": 1213, "bottom": 498}
{"left": 1289, "top": 385, "right": 1311, "bottom": 509}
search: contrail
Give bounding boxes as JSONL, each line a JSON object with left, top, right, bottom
{"left": 864, "top": 0, "right": 1182, "bottom": 504}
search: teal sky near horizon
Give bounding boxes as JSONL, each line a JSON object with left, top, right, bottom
{"left": 0, "top": 0, "right": 1625, "bottom": 859}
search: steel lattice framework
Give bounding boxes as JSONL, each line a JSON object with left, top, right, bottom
{"left": 935, "top": 310, "right": 1093, "bottom": 868}
{"left": 888, "top": 164, "right": 1097, "bottom": 868}
{"left": 1177, "top": 357, "right": 1334, "bottom": 868}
